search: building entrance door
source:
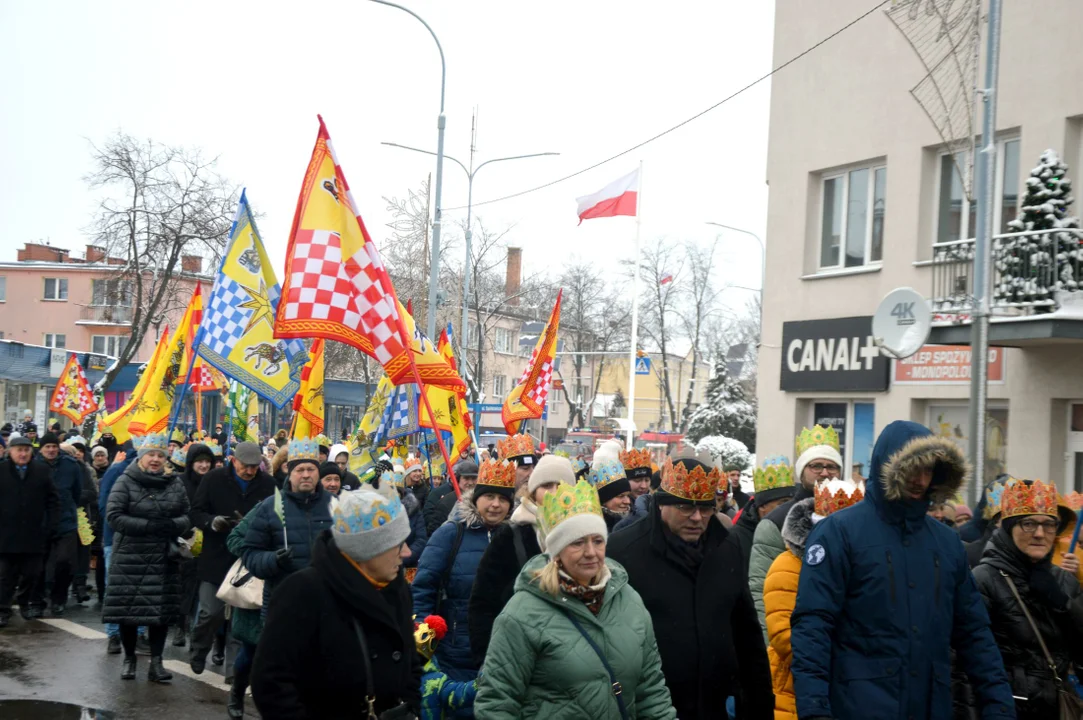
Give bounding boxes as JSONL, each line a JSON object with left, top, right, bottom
{"left": 1067, "top": 403, "right": 1083, "bottom": 493}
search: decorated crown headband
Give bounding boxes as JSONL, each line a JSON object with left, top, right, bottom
{"left": 170, "top": 447, "right": 187, "bottom": 467}
{"left": 477, "top": 458, "right": 516, "bottom": 489}
{"left": 204, "top": 440, "right": 224, "bottom": 457}
{"left": 661, "top": 457, "right": 721, "bottom": 502}
{"left": 170, "top": 428, "right": 187, "bottom": 444}
{"left": 620, "top": 448, "right": 653, "bottom": 474}
{"left": 570, "top": 457, "right": 589, "bottom": 477}
{"left": 333, "top": 490, "right": 404, "bottom": 536}
{"left": 984, "top": 479, "right": 1009, "bottom": 519}
{"left": 753, "top": 456, "right": 794, "bottom": 494}
{"left": 133, "top": 432, "right": 169, "bottom": 454}
{"left": 498, "top": 434, "right": 535, "bottom": 459}
{"left": 814, "top": 479, "right": 864, "bottom": 517}
{"left": 795, "top": 425, "right": 841, "bottom": 458}
{"left": 538, "top": 479, "right": 603, "bottom": 535}
{"left": 289, "top": 437, "right": 321, "bottom": 462}
{"left": 1001, "top": 478, "right": 1060, "bottom": 520}
{"left": 314, "top": 434, "right": 332, "bottom": 449}
{"left": 589, "top": 460, "right": 627, "bottom": 489}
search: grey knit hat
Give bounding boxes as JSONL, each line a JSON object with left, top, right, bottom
{"left": 331, "top": 486, "right": 411, "bottom": 562}
{"left": 527, "top": 454, "right": 576, "bottom": 495}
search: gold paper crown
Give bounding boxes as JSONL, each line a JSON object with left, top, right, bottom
{"left": 539, "top": 479, "right": 603, "bottom": 535}
{"left": 795, "top": 425, "right": 841, "bottom": 459}
{"left": 477, "top": 458, "right": 516, "bottom": 490}
{"left": 498, "top": 434, "right": 535, "bottom": 460}
{"left": 170, "top": 428, "right": 186, "bottom": 444}
{"left": 814, "top": 479, "right": 864, "bottom": 517}
{"left": 1001, "top": 478, "right": 1059, "bottom": 520}
{"left": 620, "top": 448, "right": 653, "bottom": 472}
{"left": 661, "top": 458, "right": 721, "bottom": 502}
{"left": 753, "top": 457, "right": 794, "bottom": 494}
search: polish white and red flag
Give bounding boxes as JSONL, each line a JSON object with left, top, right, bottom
{"left": 576, "top": 168, "right": 639, "bottom": 224}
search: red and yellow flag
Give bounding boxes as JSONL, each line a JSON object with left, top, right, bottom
{"left": 419, "top": 328, "right": 472, "bottom": 457}
{"left": 502, "top": 290, "right": 562, "bottom": 434}
{"left": 98, "top": 330, "right": 170, "bottom": 443}
{"left": 292, "top": 338, "right": 325, "bottom": 439}
{"left": 274, "top": 117, "right": 464, "bottom": 392}
{"left": 49, "top": 354, "right": 98, "bottom": 425}
{"left": 129, "top": 287, "right": 201, "bottom": 436}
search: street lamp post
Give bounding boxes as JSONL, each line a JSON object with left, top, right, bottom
{"left": 382, "top": 142, "right": 558, "bottom": 356}
{"left": 705, "top": 221, "right": 766, "bottom": 331}
{"left": 368, "top": 0, "right": 447, "bottom": 339}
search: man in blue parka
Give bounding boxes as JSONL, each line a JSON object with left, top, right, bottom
{"left": 790, "top": 420, "right": 1016, "bottom": 720}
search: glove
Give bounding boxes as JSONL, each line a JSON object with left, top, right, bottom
{"left": 379, "top": 704, "right": 418, "bottom": 720}
{"left": 1029, "top": 565, "right": 1071, "bottom": 610}
{"left": 275, "top": 547, "right": 294, "bottom": 570}
{"left": 211, "top": 516, "right": 234, "bottom": 533}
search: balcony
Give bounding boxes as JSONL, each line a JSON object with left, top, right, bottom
{"left": 929, "top": 228, "right": 1083, "bottom": 347}
{"left": 77, "top": 304, "right": 133, "bottom": 326}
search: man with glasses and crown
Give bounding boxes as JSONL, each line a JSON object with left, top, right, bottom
{"left": 607, "top": 453, "right": 773, "bottom": 719}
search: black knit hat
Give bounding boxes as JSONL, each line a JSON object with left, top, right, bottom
{"left": 39, "top": 432, "right": 60, "bottom": 447}
{"left": 319, "top": 461, "right": 344, "bottom": 479}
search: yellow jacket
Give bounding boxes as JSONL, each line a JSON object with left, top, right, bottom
{"left": 763, "top": 547, "right": 801, "bottom": 720}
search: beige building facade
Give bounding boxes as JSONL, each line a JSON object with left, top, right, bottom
{"left": 759, "top": 1, "right": 1083, "bottom": 503}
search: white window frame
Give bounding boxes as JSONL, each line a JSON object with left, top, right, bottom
{"left": 466, "top": 322, "right": 481, "bottom": 351}
{"left": 933, "top": 136, "right": 1020, "bottom": 246}
{"left": 818, "top": 164, "right": 886, "bottom": 271}
{"left": 43, "top": 277, "right": 68, "bottom": 301}
{"left": 494, "top": 327, "right": 514, "bottom": 355}
{"left": 92, "top": 335, "right": 128, "bottom": 357}
{"left": 91, "top": 278, "right": 132, "bottom": 307}
{"left": 0, "top": 276, "right": 6, "bottom": 302}
{"left": 43, "top": 333, "right": 66, "bottom": 349}
{"left": 493, "top": 374, "right": 507, "bottom": 397}
{"left": 808, "top": 399, "right": 876, "bottom": 480}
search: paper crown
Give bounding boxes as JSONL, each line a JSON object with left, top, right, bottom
{"left": 332, "top": 489, "right": 405, "bottom": 535}
{"left": 814, "top": 478, "right": 864, "bottom": 517}
{"left": 204, "top": 440, "right": 224, "bottom": 457}
{"left": 170, "top": 428, "right": 186, "bottom": 444}
{"left": 314, "top": 434, "right": 332, "bottom": 450}
{"left": 133, "top": 433, "right": 169, "bottom": 454}
{"left": 288, "top": 437, "right": 321, "bottom": 463}
{"left": 414, "top": 614, "right": 448, "bottom": 661}
{"left": 983, "top": 478, "right": 1011, "bottom": 519}
{"left": 589, "top": 460, "right": 627, "bottom": 490}
{"left": 620, "top": 448, "right": 653, "bottom": 477}
{"left": 754, "top": 456, "right": 795, "bottom": 494}
{"left": 498, "top": 434, "right": 535, "bottom": 460}
{"left": 661, "top": 457, "right": 721, "bottom": 503}
{"left": 539, "top": 479, "right": 603, "bottom": 535}
{"left": 170, "top": 447, "right": 187, "bottom": 467}
{"left": 795, "top": 425, "right": 841, "bottom": 458}
{"left": 1001, "top": 478, "right": 1060, "bottom": 520}
{"left": 477, "top": 458, "right": 516, "bottom": 490}
{"left": 571, "top": 457, "right": 589, "bottom": 478}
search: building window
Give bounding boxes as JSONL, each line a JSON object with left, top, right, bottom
{"left": 0, "top": 276, "right": 6, "bottom": 302}
{"left": 91, "top": 278, "right": 132, "bottom": 306}
{"left": 936, "top": 138, "right": 1020, "bottom": 244}
{"left": 811, "top": 401, "right": 875, "bottom": 482}
{"left": 92, "top": 335, "right": 128, "bottom": 357}
{"left": 43, "top": 277, "right": 68, "bottom": 301}
{"left": 927, "top": 403, "right": 1008, "bottom": 487}
{"left": 820, "top": 165, "right": 886, "bottom": 269}
{"left": 494, "top": 327, "right": 514, "bottom": 354}
{"left": 493, "top": 374, "right": 507, "bottom": 397}
{"left": 466, "top": 322, "right": 481, "bottom": 350}
{"left": 44, "top": 333, "right": 66, "bottom": 349}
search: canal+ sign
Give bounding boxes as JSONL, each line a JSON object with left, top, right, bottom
{"left": 780, "top": 316, "right": 890, "bottom": 392}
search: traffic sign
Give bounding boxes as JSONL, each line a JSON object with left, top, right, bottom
{"left": 635, "top": 357, "right": 652, "bottom": 375}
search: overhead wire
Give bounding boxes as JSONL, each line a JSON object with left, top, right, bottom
{"left": 447, "top": 0, "right": 892, "bottom": 211}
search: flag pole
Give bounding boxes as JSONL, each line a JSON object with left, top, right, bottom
{"left": 625, "top": 160, "right": 643, "bottom": 450}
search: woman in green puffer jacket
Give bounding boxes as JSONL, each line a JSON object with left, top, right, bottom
{"left": 475, "top": 479, "right": 676, "bottom": 720}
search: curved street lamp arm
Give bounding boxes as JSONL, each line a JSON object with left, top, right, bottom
{"left": 474, "top": 152, "right": 561, "bottom": 176}
{"left": 381, "top": 142, "right": 467, "bottom": 176}
{"left": 367, "top": 0, "right": 446, "bottom": 112}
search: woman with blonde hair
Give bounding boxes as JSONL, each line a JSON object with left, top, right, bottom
{"left": 476, "top": 479, "right": 675, "bottom": 719}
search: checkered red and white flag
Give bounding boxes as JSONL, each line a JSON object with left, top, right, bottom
{"left": 49, "top": 354, "right": 99, "bottom": 425}
{"left": 502, "top": 290, "right": 562, "bottom": 434}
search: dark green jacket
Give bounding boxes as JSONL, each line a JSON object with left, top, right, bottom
{"left": 226, "top": 508, "right": 261, "bottom": 646}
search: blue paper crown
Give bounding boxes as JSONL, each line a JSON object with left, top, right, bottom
{"left": 133, "top": 432, "right": 169, "bottom": 454}
{"left": 571, "top": 457, "right": 588, "bottom": 475}
{"left": 333, "top": 490, "right": 405, "bottom": 535}
{"left": 380, "top": 470, "right": 405, "bottom": 488}
{"left": 170, "top": 447, "right": 187, "bottom": 467}
{"left": 588, "top": 460, "right": 627, "bottom": 489}
{"left": 204, "top": 440, "right": 224, "bottom": 457}
{"left": 289, "top": 437, "right": 321, "bottom": 462}
{"left": 762, "top": 454, "right": 791, "bottom": 468}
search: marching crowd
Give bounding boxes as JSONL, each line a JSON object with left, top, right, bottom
{"left": 1, "top": 413, "right": 1083, "bottom": 719}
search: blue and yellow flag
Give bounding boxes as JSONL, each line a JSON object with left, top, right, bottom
{"left": 198, "top": 191, "right": 308, "bottom": 408}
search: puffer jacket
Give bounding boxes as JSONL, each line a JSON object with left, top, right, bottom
{"left": 791, "top": 421, "right": 1015, "bottom": 720}
{"left": 613, "top": 492, "right": 652, "bottom": 533}
{"left": 242, "top": 483, "right": 332, "bottom": 618}
{"left": 475, "top": 555, "right": 676, "bottom": 719}
{"left": 98, "top": 453, "right": 135, "bottom": 548}
{"left": 763, "top": 498, "right": 815, "bottom": 720}
{"left": 973, "top": 528, "right": 1083, "bottom": 720}
{"left": 102, "top": 463, "right": 191, "bottom": 625}
{"left": 749, "top": 509, "right": 786, "bottom": 642}
{"left": 412, "top": 497, "right": 505, "bottom": 681}
{"left": 402, "top": 490, "right": 428, "bottom": 568}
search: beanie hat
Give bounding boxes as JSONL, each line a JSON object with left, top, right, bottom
{"left": 320, "top": 461, "right": 344, "bottom": 479}
{"left": 473, "top": 458, "right": 516, "bottom": 504}
{"left": 539, "top": 480, "right": 607, "bottom": 559}
{"left": 794, "top": 425, "right": 843, "bottom": 480}
{"left": 9, "top": 435, "right": 32, "bottom": 448}
{"left": 39, "top": 432, "right": 60, "bottom": 447}
{"left": 588, "top": 460, "right": 631, "bottom": 505}
{"left": 91, "top": 445, "right": 108, "bottom": 458}
{"left": 527, "top": 454, "right": 576, "bottom": 495}
{"left": 332, "top": 486, "right": 411, "bottom": 562}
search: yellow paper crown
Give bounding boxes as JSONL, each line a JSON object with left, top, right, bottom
{"left": 795, "top": 425, "right": 841, "bottom": 459}
{"left": 477, "top": 458, "right": 516, "bottom": 490}
{"left": 661, "top": 458, "right": 721, "bottom": 502}
{"left": 814, "top": 479, "right": 864, "bottom": 517}
{"left": 753, "top": 456, "right": 794, "bottom": 494}
{"left": 539, "top": 479, "right": 603, "bottom": 535}
{"left": 498, "top": 434, "right": 535, "bottom": 460}
{"left": 1000, "top": 478, "right": 1059, "bottom": 520}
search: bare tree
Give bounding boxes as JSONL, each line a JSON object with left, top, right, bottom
{"left": 674, "top": 238, "right": 726, "bottom": 432}
{"left": 634, "top": 239, "right": 684, "bottom": 431}
{"left": 85, "top": 132, "right": 237, "bottom": 392}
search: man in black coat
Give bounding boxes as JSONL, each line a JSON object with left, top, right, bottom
{"left": 252, "top": 487, "right": 421, "bottom": 718}
{"left": 0, "top": 437, "right": 60, "bottom": 626}
{"left": 607, "top": 457, "right": 774, "bottom": 720}
{"left": 424, "top": 461, "right": 477, "bottom": 536}
{"left": 188, "top": 441, "right": 275, "bottom": 673}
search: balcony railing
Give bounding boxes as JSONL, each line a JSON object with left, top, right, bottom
{"left": 79, "top": 304, "right": 133, "bottom": 324}
{"left": 931, "top": 228, "right": 1083, "bottom": 316}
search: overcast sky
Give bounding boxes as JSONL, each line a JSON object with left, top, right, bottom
{"left": 0, "top": 1, "right": 774, "bottom": 318}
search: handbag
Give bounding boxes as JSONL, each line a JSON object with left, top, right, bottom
{"left": 562, "top": 609, "right": 630, "bottom": 720}
{"left": 1000, "top": 570, "right": 1083, "bottom": 720}
{"left": 216, "top": 557, "right": 265, "bottom": 610}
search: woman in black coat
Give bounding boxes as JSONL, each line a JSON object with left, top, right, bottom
{"left": 972, "top": 480, "right": 1083, "bottom": 720}
{"left": 103, "top": 438, "right": 191, "bottom": 683}
{"left": 174, "top": 443, "right": 214, "bottom": 646}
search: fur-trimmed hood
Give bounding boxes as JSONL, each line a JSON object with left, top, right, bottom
{"left": 782, "top": 497, "right": 816, "bottom": 557}
{"left": 447, "top": 496, "right": 509, "bottom": 530}
{"left": 869, "top": 421, "right": 969, "bottom": 523}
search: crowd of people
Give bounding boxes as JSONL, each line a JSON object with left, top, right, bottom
{"left": 1, "top": 413, "right": 1082, "bottom": 719}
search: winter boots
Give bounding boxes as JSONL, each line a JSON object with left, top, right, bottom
{"left": 148, "top": 656, "right": 173, "bottom": 683}
{"left": 121, "top": 656, "right": 137, "bottom": 680}
{"left": 227, "top": 662, "right": 250, "bottom": 719}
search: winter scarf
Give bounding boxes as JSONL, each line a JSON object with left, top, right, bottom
{"left": 558, "top": 564, "right": 612, "bottom": 615}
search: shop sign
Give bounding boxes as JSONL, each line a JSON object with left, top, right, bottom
{"left": 894, "top": 345, "right": 1005, "bottom": 385}
{"left": 780, "top": 316, "right": 890, "bottom": 392}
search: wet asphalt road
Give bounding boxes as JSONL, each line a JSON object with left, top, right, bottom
{"left": 0, "top": 602, "right": 255, "bottom": 719}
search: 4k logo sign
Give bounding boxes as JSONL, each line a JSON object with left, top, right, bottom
{"left": 891, "top": 302, "right": 916, "bottom": 326}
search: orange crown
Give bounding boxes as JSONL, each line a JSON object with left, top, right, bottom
{"left": 498, "top": 434, "right": 535, "bottom": 460}
{"left": 476, "top": 458, "right": 516, "bottom": 490}
{"left": 814, "top": 479, "right": 864, "bottom": 517}
{"left": 661, "top": 458, "right": 721, "bottom": 502}
{"left": 620, "top": 448, "right": 653, "bottom": 474}
{"left": 1001, "top": 478, "right": 1059, "bottom": 519}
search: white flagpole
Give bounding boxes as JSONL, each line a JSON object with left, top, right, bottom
{"left": 625, "top": 161, "right": 642, "bottom": 450}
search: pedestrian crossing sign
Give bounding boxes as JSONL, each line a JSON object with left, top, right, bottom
{"left": 635, "top": 357, "right": 651, "bottom": 375}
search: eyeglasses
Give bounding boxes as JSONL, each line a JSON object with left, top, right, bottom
{"left": 1018, "top": 518, "right": 1058, "bottom": 535}
{"left": 807, "top": 463, "right": 841, "bottom": 475}
{"left": 672, "top": 504, "right": 711, "bottom": 517}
